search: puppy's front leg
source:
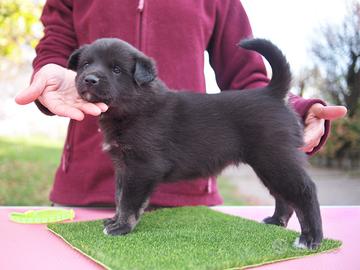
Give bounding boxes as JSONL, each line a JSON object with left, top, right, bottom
{"left": 103, "top": 170, "right": 123, "bottom": 227}
{"left": 103, "top": 169, "right": 155, "bottom": 236}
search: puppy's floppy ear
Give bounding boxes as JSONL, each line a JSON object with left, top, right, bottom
{"left": 134, "top": 55, "right": 157, "bottom": 86}
{"left": 67, "top": 46, "right": 86, "bottom": 71}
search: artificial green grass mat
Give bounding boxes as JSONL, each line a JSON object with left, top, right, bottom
{"left": 47, "top": 207, "right": 341, "bottom": 270}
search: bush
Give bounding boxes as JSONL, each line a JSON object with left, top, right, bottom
{"left": 314, "top": 116, "right": 360, "bottom": 169}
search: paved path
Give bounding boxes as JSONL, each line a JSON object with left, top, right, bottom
{"left": 220, "top": 164, "right": 360, "bottom": 205}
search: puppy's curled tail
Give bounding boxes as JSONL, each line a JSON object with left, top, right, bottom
{"left": 239, "top": 38, "right": 291, "bottom": 100}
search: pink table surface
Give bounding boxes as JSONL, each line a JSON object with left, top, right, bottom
{"left": 0, "top": 206, "right": 359, "bottom": 270}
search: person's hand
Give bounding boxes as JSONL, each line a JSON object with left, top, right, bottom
{"left": 301, "top": 103, "right": 347, "bottom": 153}
{"left": 15, "top": 64, "right": 108, "bottom": 121}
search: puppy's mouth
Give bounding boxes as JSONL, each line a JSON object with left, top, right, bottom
{"left": 83, "top": 92, "right": 93, "bottom": 101}
{"left": 77, "top": 84, "right": 112, "bottom": 104}
{"left": 79, "top": 90, "right": 103, "bottom": 103}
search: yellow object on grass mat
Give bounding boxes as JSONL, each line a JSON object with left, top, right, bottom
{"left": 9, "top": 209, "right": 75, "bottom": 224}
{"left": 47, "top": 207, "right": 341, "bottom": 270}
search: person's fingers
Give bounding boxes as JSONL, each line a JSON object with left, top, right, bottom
{"left": 15, "top": 74, "right": 47, "bottom": 105}
{"left": 78, "top": 102, "right": 102, "bottom": 116}
{"left": 301, "top": 120, "right": 325, "bottom": 153}
{"left": 304, "top": 123, "right": 325, "bottom": 143}
{"left": 301, "top": 133, "right": 320, "bottom": 152}
{"left": 96, "top": 102, "right": 109, "bottom": 112}
{"left": 55, "top": 104, "right": 85, "bottom": 121}
{"left": 312, "top": 104, "right": 347, "bottom": 120}
{"left": 48, "top": 101, "right": 85, "bottom": 121}
{"left": 301, "top": 137, "right": 322, "bottom": 153}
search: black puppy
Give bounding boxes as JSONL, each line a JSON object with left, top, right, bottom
{"left": 68, "top": 38, "right": 323, "bottom": 249}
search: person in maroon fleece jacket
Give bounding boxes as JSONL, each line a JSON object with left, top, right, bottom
{"left": 16, "top": 0, "right": 346, "bottom": 207}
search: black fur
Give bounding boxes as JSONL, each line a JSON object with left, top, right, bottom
{"left": 69, "top": 38, "right": 323, "bottom": 249}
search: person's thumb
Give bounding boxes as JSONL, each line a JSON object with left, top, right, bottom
{"left": 15, "top": 73, "right": 47, "bottom": 105}
{"left": 311, "top": 104, "right": 347, "bottom": 120}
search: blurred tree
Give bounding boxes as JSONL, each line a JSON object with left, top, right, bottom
{"left": 294, "top": 67, "right": 321, "bottom": 98}
{"left": 304, "top": 1, "right": 360, "bottom": 168}
{"left": 311, "top": 1, "right": 360, "bottom": 118}
{"left": 0, "top": 0, "right": 44, "bottom": 68}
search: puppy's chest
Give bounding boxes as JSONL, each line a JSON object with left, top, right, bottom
{"left": 99, "top": 119, "right": 132, "bottom": 155}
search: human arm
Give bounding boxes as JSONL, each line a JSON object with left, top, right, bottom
{"left": 15, "top": 64, "right": 108, "bottom": 120}
{"left": 292, "top": 98, "right": 347, "bottom": 153}
{"left": 15, "top": 0, "right": 107, "bottom": 120}
{"left": 206, "top": 0, "right": 269, "bottom": 90}
{"left": 207, "top": 0, "right": 347, "bottom": 154}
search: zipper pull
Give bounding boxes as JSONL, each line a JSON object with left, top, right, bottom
{"left": 207, "top": 178, "right": 213, "bottom": 193}
{"left": 62, "top": 143, "right": 71, "bottom": 172}
{"left": 137, "top": 0, "right": 144, "bottom": 12}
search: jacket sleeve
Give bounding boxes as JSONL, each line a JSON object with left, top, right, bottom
{"left": 206, "top": 0, "right": 269, "bottom": 90}
{"left": 207, "top": 0, "right": 329, "bottom": 154}
{"left": 33, "top": 0, "right": 77, "bottom": 72}
{"left": 32, "top": 0, "right": 78, "bottom": 115}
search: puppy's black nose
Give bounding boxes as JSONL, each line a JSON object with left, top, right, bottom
{"left": 84, "top": 74, "right": 99, "bottom": 85}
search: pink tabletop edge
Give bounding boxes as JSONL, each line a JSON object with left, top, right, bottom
{"left": 0, "top": 206, "right": 359, "bottom": 270}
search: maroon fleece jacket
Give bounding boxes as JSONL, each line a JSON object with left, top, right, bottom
{"left": 33, "top": 0, "right": 329, "bottom": 206}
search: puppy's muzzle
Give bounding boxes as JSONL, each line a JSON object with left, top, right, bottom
{"left": 77, "top": 73, "right": 111, "bottom": 103}
{"left": 78, "top": 74, "right": 101, "bottom": 102}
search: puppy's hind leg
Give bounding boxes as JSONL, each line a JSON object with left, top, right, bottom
{"left": 263, "top": 196, "right": 293, "bottom": 227}
{"left": 248, "top": 150, "right": 323, "bottom": 249}
{"left": 292, "top": 191, "right": 323, "bottom": 250}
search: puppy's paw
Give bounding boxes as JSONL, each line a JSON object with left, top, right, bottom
{"left": 293, "top": 235, "right": 321, "bottom": 250}
{"left": 103, "top": 217, "right": 116, "bottom": 227}
{"left": 103, "top": 212, "right": 120, "bottom": 226}
{"left": 262, "top": 216, "right": 287, "bottom": 227}
{"left": 103, "top": 222, "right": 132, "bottom": 236}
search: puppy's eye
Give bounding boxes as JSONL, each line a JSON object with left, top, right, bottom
{"left": 112, "top": 65, "right": 121, "bottom": 74}
{"left": 82, "top": 62, "right": 90, "bottom": 69}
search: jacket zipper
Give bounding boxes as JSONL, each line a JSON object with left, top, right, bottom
{"left": 62, "top": 120, "right": 75, "bottom": 172}
{"left": 137, "top": 0, "right": 145, "bottom": 50}
{"left": 136, "top": 0, "right": 214, "bottom": 194}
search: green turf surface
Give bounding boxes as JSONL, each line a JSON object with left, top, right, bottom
{"left": 48, "top": 207, "right": 341, "bottom": 270}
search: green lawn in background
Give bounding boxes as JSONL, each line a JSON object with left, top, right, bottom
{"left": 0, "top": 136, "right": 243, "bottom": 206}
{"left": 218, "top": 175, "right": 245, "bottom": 205}
{"left": 0, "top": 136, "right": 62, "bottom": 205}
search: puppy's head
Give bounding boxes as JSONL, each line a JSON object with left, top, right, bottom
{"left": 68, "top": 38, "right": 157, "bottom": 105}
